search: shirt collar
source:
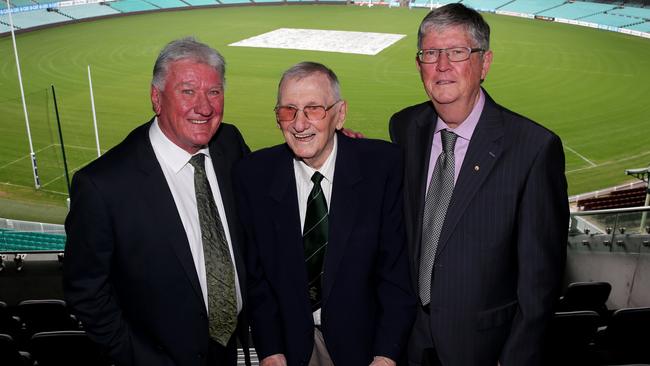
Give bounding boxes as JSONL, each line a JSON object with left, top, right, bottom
{"left": 435, "top": 89, "right": 485, "bottom": 141}
{"left": 150, "top": 117, "right": 211, "bottom": 174}
{"left": 295, "top": 134, "right": 337, "bottom": 185}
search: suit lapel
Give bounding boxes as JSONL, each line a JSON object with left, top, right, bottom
{"left": 323, "top": 134, "right": 362, "bottom": 303}
{"left": 134, "top": 122, "right": 204, "bottom": 304}
{"left": 410, "top": 106, "right": 437, "bottom": 273}
{"left": 209, "top": 140, "right": 247, "bottom": 297}
{"left": 268, "top": 147, "right": 310, "bottom": 301}
{"left": 435, "top": 94, "right": 504, "bottom": 258}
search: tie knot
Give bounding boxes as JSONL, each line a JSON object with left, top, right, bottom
{"left": 311, "top": 171, "right": 325, "bottom": 185}
{"left": 440, "top": 130, "right": 458, "bottom": 154}
{"left": 189, "top": 154, "right": 206, "bottom": 171}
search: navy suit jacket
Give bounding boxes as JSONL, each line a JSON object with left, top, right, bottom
{"left": 233, "top": 133, "right": 416, "bottom": 366}
{"left": 63, "top": 120, "right": 250, "bottom": 366}
{"left": 389, "top": 91, "right": 568, "bottom": 366}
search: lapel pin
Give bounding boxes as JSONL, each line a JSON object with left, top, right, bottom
{"left": 474, "top": 165, "right": 480, "bottom": 172}
{"left": 489, "top": 151, "right": 496, "bottom": 158}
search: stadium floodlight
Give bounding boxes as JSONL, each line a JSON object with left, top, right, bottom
{"left": 625, "top": 166, "right": 650, "bottom": 232}
{"left": 87, "top": 65, "right": 102, "bottom": 157}
{"left": 6, "top": 0, "right": 41, "bottom": 189}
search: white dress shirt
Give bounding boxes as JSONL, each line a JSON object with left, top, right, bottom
{"left": 149, "top": 118, "right": 242, "bottom": 314}
{"left": 293, "top": 134, "right": 338, "bottom": 325}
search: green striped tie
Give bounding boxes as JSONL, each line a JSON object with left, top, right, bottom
{"left": 303, "top": 171, "right": 328, "bottom": 311}
{"left": 189, "top": 154, "right": 237, "bottom": 347}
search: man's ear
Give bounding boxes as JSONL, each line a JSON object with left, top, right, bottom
{"left": 335, "top": 100, "right": 347, "bottom": 130}
{"left": 151, "top": 85, "right": 162, "bottom": 115}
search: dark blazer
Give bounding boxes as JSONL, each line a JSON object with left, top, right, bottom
{"left": 389, "top": 91, "right": 568, "bottom": 366}
{"left": 63, "top": 120, "right": 250, "bottom": 366}
{"left": 233, "top": 133, "right": 416, "bottom": 366}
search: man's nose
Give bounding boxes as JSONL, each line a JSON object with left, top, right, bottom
{"left": 194, "top": 93, "right": 213, "bottom": 116}
{"left": 436, "top": 52, "right": 452, "bottom": 72}
{"left": 293, "top": 110, "right": 310, "bottom": 132}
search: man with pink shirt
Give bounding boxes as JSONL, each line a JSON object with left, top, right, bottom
{"left": 389, "top": 4, "right": 568, "bottom": 365}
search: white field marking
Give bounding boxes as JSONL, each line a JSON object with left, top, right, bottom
{"left": 564, "top": 145, "right": 597, "bottom": 167}
{"left": 566, "top": 150, "right": 650, "bottom": 174}
{"left": 40, "top": 156, "right": 97, "bottom": 188}
{"left": 0, "top": 181, "right": 68, "bottom": 196}
{"left": 0, "top": 144, "right": 55, "bottom": 171}
{"left": 229, "top": 28, "right": 405, "bottom": 56}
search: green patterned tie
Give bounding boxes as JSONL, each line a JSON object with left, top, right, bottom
{"left": 189, "top": 154, "right": 237, "bottom": 347}
{"left": 303, "top": 171, "right": 328, "bottom": 311}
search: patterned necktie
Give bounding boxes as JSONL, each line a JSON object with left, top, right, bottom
{"left": 303, "top": 171, "right": 329, "bottom": 312}
{"left": 189, "top": 154, "right": 237, "bottom": 347}
{"left": 418, "top": 129, "right": 458, "bottom": 306}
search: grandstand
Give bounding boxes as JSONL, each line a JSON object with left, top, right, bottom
{"left": 1, "top": 0, "right": 649, "bottom": 36}
{"left": 537, "top": 2, "right": 617, "bottom": 19}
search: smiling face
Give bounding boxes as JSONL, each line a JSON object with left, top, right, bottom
{"left": 417, "top": 25, "right": 492, "bottom": 126}
{"left": 151, "top": 59, "right": 224, "bottom": 154}
{"left": 277, "top": 72, "right": 346, "bottom": 170}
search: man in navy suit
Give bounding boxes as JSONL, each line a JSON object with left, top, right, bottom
{"left": 234, "top": 62, "right": 415, "bottom": 366}
{"left": 389, "top": 4, "right": 568, "bottom": 365}
{"left": 63, "top": 38, "right": 250, "bottom": 366}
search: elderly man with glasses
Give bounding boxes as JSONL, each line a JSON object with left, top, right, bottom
{"left": 233, "top": 61, "right": 415, "bottom": 366}
{"left": 389, "top": 4, "right": 568, "bottom": 366}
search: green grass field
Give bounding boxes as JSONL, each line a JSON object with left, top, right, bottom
{"left": 1, "top": 4, "right": 649, "bottom": 223}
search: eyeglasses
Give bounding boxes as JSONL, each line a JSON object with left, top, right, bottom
{"left": 417, "top": 47, "right": 484, "bottom": 64}
{"left": 274, "top": 101, "right": 341, "bottom": 122}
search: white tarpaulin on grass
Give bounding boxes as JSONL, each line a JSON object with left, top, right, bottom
{"left": 229, "top": 28, "right": 405, "bottom": 56}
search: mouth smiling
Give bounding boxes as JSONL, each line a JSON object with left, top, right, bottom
{"left": 293, "top": 133, "right": 315, "bottom": 141}
{"left": 189, "top": 119, "right": 209, "bottom": 124}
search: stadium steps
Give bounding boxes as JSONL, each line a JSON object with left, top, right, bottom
{"left": 0, "top": 20, "right": 21, "bottom": 30}
{"left": 182, "top": 0, "right": 219, "bottom": 5}
{"left": 576, "top": 10, "right": 609, "bottom": 20}
{"left": 495, "top": 0, "right": 517, "bottom": 10}
{"left": 535, "top": 2, "right": 570, "bottom": 15}
{"left": 53, "top": 9, "right": 75, "bottom": 20}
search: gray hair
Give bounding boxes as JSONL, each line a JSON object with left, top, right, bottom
{"left": 277, "top": 61, "right": 341, "bottom": 104}
{"left": 418, "top": 3, "right": 490, "bottom": 51}
{"left": 152, "top": 37, "right": 226, "bottom": 90}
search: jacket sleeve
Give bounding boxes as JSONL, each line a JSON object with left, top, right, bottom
{"left": 372, "top": 148, "right": 417, "bottom": 360}
{"left": 63, "top": 171, "right": 174, "bottom": 366}
{"left": 232, "top": 163, "right": 287, "bottom": 360}
{"left": 500, "top": 133, "right": 568, "bottom": 365}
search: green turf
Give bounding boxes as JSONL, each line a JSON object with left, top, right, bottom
{"left": 1, "top": 5, "right": 649, "bottom": 224}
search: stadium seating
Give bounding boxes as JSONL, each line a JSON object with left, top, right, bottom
{"left": 581, "top": 13, "right": 640, "bottom": 27}
{"left": 182, "top": 0, "right": 219, "bottom": 5}
{"left": 0, "top": 334, "right": 31, "bottom": 366}
{"left": 0, "top": 9, "right": 69, "bottom": 29}
{"left": 610, "top": 6, "right": 650, "bottom": 19}
{"left": 547, "top": 310, "right": 600, "bottom": 366}
{"left": 29, "top": 330, "right": 110, "bottom": 366}
{"left": 626, "top": 21, "right": 650, "bottom": 31}
{"left": 16, "top": 299, "right": 80, "bottom": 339}
{"left": 108, "top": 0, "right": 160, "bottom": 12}
{"left": 577, "top": 186, "right": 647, "bottom": 211}
{"left": 0, "top": 231, "right": 66, "bottom": 253}
{"left": 537, "top": 1, "right": 617, "bottom": 19}
{"left": 146, "top": 0, "right": 188, "bottom": 9}
{"left": 218, "top": 0, "right": 253, "bottom": 4}
{"left": 460, "top": 0, "right": 512, "bottom": 12}
{"left": 556, "top": 281, "right": 611, "bottom": 319}
{"left": 0, "top": 23, "right": 15, "bottom": 32}
{"left": 57, "top": 3, "right": 121, "bottom": 19}
{"left": 498, "top": 0, "right": 566, "bottom": 14}
{"left": 0, "top": 301, "right": 22, "bottom": 340}
{"left": 8, "top": 0, "right": 37, "bottom": 7}
{"left": 596, "top": 307, "right": 650, "bottom": 364}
